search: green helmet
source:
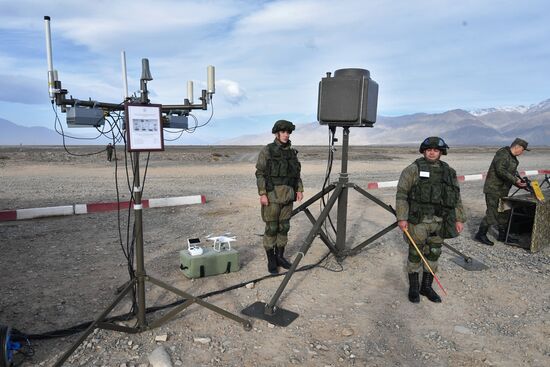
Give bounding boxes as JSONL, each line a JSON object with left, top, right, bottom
{"left": 272, "top": 119, "right": 296, "bottom": 134}
{"left": 419, "top": 136, "right": 449, "bottom": 155}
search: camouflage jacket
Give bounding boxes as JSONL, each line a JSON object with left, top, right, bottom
{"left": 256, "top": 139, "right": 304, "bottom": 204}
{"left": 396, "top": 159, "right": 466, "bottom": 223}
{"left": 483, "top": 147, "right": 519, "bottom": 196}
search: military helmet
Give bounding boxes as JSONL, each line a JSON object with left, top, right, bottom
{"left": 419, "top": 136, "right": 449, "bottom": 155}
{"left": 272, "top": 119, "right": 295, "bottom": 134}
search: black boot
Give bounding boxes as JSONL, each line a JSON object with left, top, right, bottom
{"left": 498, "top": 226, "right": 519, "bottom": 244}
{"left": 407, "top": 273, "right": 420, "bottom": 303}
{"left": 266, "top": 248, "right": 278, "bottom": 275}
{"left": 419, "top": 272, "right": 442, "bottom": 303}
{"left": 475, "top": 224, "right": 494, "bottom": 246}
{"left": 275, "top": 246, "right": 292, "bottom": 269}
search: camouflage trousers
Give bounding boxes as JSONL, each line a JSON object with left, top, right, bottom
{"left": 480, "top": 193, "right": 509, "bottom": 228}
{"left": 404, "top": 221, "right": 444, "bottom": 273}
{"left": 261, "top": 201, "right": 293, "bottom": 250}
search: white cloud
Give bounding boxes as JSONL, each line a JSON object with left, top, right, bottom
{"left": 217, "top": 79, "right": 246, "bottom": 105}
{"left": 0, "top": 0, "right": 549, "bottom": 138}
{"left": 0, "top": 74, "right": 47, "bottom": 104}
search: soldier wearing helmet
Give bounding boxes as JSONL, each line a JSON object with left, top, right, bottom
{"left": 474, "top": 138, "right": 529, "bottom": 246}
{"left": 396, "top": 137, "right": 466, "bottom": 303}
{"left": 255, "top": 120, "right": 304, "bottom": 274}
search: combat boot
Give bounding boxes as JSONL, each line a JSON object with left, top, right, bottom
{"left": 407, "top": 273, "right": 420, "bottom": 303}
{"left": 497, "top": 226, "right": 519, "bottom": 244}
{"left": 266, "top": 248, "right": 278, "bottom": 275}
{"left": 275, "top": 246, "right": 292, "bottom": 269}
{"left": 419, "top": 272, "right": 442, "bottom": 303}
{"left": 475, "top": 224, "right": 494, "bottom": 246}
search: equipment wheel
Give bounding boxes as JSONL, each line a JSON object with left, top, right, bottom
{"left": 0, "top": 325, "right": 12, "bottom": 367}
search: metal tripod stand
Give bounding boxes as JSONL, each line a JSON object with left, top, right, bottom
{"left": 242, "top": 127, "right": 489, "bottom": 325}
{"left": 242, "top": 126, "right": 398, "bottom": 326}
{"left": 54, "top": 72, "right": 251, "bottom": 365}
{"left": 55, "top": 151, "right": 251, "bottom": 366}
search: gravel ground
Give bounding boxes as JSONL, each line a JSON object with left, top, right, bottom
{"left": 0, "top": 145, "right": 549, "bottom": 367}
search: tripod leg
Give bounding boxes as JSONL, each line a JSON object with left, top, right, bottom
{"left": 442, "top": 242, "right": 471, "bottom": 261}
{"left": 147, "top": 298, "right": 196, "bottom": 330}
{"left": 348, "top": 221, "right": 398, "bottom": 256}
{"left": 147, "top": 276, "right": 252, "bottom": 330}
{"left": 291, "top": 184, "right": 336, "bottom": 217}
{"left": 54, "top": 280, "right": 136, "bottom": 367}
{"left": 444, "top": 242, "right": 489, "bottom": 271}
{"left": 303, "top": 208, "right": 337, "bottom": 253}
{"left": 264, "top": 184, "right": 343, "bottom": 314}
{"left": 353, "top": 184, "right": 396, "bottom": 215}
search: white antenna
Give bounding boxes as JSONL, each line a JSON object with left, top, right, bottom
{"left": 207, "top": 65, "right": 215, "bottom": 95}
{"left": 121, "top": 51, "right": 129, "bottom": 99}
{"left": 187, "top": 80, "right": 194, "bottom": 104}
{"left": 44, "top": 16, "right": 57, "bottom": 99}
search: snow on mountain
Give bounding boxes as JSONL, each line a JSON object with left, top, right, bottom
{"left": 470, "top": 105, "right": 529, "bottom": 116}
{"left": 470, "top": 98, "right": 550, "bottom": 117}
{"left": 526, "top": 98, "right": 550, "bottom": 113}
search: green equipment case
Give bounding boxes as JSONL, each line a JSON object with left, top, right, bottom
{"left": 179, "top": 247, "right": 240, "bottom": 278}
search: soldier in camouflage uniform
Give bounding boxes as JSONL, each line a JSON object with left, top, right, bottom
{"left": 475, "top": 138, "right": 529, "bottom": 246}
{"left": 256, "top": 120, "right": 304, "bottom": 274}
{"left": 396, "top": 137, "right": 466, "bottom": 303}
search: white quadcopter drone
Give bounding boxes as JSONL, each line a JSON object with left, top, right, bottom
{"left": 206, "top": 233, "right": 237, "bottom": 252}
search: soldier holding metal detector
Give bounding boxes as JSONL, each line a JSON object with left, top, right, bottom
{"left": 475, "top": 138, "right": 529, "bottom": 246}
{"left": 256, "top": 120, "right": 304, "bottom": 274}
{"left": 396, "top": 137, "right": 466, "bottom": 303}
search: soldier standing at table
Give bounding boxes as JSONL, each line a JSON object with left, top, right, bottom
{"left": 475, "top": 138, "right": 529, "bottom": 246}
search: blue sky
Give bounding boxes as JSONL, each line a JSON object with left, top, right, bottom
{"left": 1, "top": 0, "right": 549, "bottom": 143}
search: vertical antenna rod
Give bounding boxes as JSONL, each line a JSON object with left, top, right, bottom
{"left": 44, "top": 16, "right": 56, "bottom": 99}
{"left": 121, "top": 51, "right": 129, "bottom": 99}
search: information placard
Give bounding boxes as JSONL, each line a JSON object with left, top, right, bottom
{"left": 126, "top": 104, "right": 164, "bottom": 151}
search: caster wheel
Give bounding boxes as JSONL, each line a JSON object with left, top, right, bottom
{"left": 1, "top": 325, "right": 12, "bottom": 367}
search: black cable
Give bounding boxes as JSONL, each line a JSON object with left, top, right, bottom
{"left": 320, "top": 127, "right": 337, "bottom": 239}
{"left": 141, "top": 152, "right": 151, "bottom": 192}
{"left": 112, "top": 121, "right": 129, "bottom": 263}
{"left": 50, "top": 102, "right": 125, "bottom": 157}
{"left": 185, "top": 114, "right": 199, "bottom": 133}
{"left": 193, "top": 96, "right": 215, "bottom": 128}
{"left": 33, "top": 96, "right": 234, "bottom": 341}
{"left": 22, "top": 251, "right": 333, "bottom": 340}
{"left": 163, "top": 128, "right": 185, "bottom": 141}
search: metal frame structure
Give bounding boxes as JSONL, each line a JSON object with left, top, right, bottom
{"left": 44, "top": 16, "right": 250, "bottom": 367}
{"left": 242, "top": 126, "right": 398, "bottom": 325}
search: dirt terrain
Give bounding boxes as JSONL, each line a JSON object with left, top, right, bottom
{"left": 0, "top": 145, "right": 549, "bottom": 367}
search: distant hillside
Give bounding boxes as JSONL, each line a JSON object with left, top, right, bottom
{"left": 219, "top": 99, "right": 550, "bottom": 146}
{"left": 3, "top": 98, "right": 550, "bottom": 146}
{"left": 0, "top": 118, "right": 60, "bottom": 145}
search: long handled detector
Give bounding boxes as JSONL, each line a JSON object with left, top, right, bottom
{"left": 403, "top": 228, "right": 448, "bottom": 296}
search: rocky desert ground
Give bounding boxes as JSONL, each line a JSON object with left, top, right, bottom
{"left": 0, "top": 144, "right": 549, "bottom": 367}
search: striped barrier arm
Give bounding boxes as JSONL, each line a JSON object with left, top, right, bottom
{"left": 0, "top": 195, "right": 206, "bottom": 222}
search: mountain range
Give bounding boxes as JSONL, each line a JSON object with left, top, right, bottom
{"left": 223, "top": 99, "right": 550, "bottom": 146}
{"left": 0, "top": 118, "right": 60, "bottom": 146}
{"left": 2, "top": 99, "right": 550, "bottom": 146}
